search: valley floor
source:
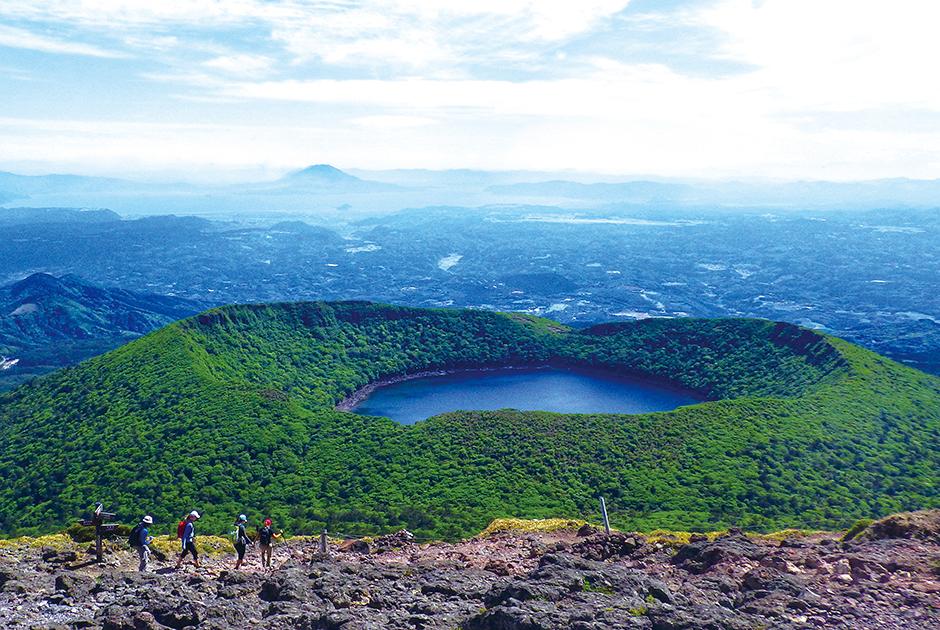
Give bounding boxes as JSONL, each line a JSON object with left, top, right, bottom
{"left": 0, "top": 512, "right": 937, "bottom": 629}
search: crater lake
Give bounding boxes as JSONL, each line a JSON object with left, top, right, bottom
{"left": 349, "top": 366, "right": 703, "bottom": 424}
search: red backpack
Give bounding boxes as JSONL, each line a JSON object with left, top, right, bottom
{"left": 177, "top": 520, "right": 187, "bottom": 539}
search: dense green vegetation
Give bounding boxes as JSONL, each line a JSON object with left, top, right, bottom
{"left": 0, "top": 302, "right": 936, "bottom": 540}
{"left": 0, "top": 272, "right": 200, "bottom": 391}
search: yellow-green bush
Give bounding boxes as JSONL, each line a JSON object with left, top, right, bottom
{"left": 480, "top": 518, "right": 587, "bottom": 536}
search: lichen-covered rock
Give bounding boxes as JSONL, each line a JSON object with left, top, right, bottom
{"left": 857, "top": 509, "right": 940, "bottom": 543}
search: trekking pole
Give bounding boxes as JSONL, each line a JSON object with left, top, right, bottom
{"left": 599, "top": 497, "right": 611, "bottom": 536}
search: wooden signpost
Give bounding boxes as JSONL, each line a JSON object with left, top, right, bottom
{"left": 78, "top": 502, "right": 119, "bottom": 564}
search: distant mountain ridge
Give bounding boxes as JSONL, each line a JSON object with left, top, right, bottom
{"left": 487, "top": 180, "right": 691, "bottom": 203}
{"left": 5, "top": 165, "right": 940, "bottom": 214}
{"left": 489, "top": 177, "right": 940, "bottom": 208}
{"left": 0, "top": 273, "right": 200, "bottom": 349}
{"left": 0, "top": 273, "right": 202, "bottom": 390}
{"left": 0, "top": 206, "right": 121, "bottom": 225}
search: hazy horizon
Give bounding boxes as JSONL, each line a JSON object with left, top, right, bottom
{"left": 7, "top": 162, "right": 940, "bottom": 187}
{"left": 3, "top": 1, "right": 940, "bottom": 182}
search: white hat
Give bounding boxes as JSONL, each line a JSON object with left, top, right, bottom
{"left": 238, "top": 514, "right": 247, "bottom": 522}
{"left": 190, "top": 510, "right": 200, "bottom": 519}
{"left": 142, "top": 515, "right": 153, "bottom": 524}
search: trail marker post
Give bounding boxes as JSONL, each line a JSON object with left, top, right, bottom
{"left": 599, "top": 497, "right": 611, "bottom": 536}
{"left": 319, "top": 529, "right": 329, "bottom": 558}
{"left": 78, "top": 502, "right": 119, "bottom": 564}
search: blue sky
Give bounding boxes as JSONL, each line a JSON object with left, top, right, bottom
{"left": 0, "top": 0, "right": 938, "bottom": 181}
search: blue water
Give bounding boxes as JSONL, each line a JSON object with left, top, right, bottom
{"left": 351, "top": 366, "right": 702, "bottom": 425}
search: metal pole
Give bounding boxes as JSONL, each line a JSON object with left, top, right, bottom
{"left": 92, "top": 502, "right": 103, "bottom": 563}
{"left": 600, "top": 497, "right": 611, "bottom": 536}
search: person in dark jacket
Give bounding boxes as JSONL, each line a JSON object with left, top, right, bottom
{"left": 175, "top": 510, "right": 201, "bottom": 569}
{"left": 233, "top": 514, "right": 253, "bottom": 569}
{"left": 257, "top": 518, "right": 281, "bottom": 568}
{"left": 137, "top": 515, "right": 154, "bottom": 571}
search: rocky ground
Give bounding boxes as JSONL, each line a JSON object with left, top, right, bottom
{"left": 0, "top": 511, "right": 937, "bottom": 629}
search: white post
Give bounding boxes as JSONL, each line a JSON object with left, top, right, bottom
{"left": 600, "top": 496, "right": 611, "bottom": 536}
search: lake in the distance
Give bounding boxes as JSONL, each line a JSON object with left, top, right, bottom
{"left": 350, "top": 366, "right": 703, "bottom": 425}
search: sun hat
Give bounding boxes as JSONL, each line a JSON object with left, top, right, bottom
{"left": 142, "top": 515, "right": 153, "bottom": 524}
{"left": 190, "top": 510, "right": 200, "bottom": 519}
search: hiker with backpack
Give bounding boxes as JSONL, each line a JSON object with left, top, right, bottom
{"left": 233, "top": 514, "right": 253, "bottom": 570}
{"left": 129, "top": 515, "right": 154, "bottom": 571}
{"left": 257, "top": 518, "right": 281, "bottom": 568}
{"left": 174, "top": 510, "right": 201, "bottom": 569}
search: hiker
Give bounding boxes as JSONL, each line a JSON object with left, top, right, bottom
{"left": 131, "top": 515, "right": 154, "bottom": 571}
{"left": 257, "top": 518, "right": 281, "bottom": 568}
{"left": 233, "top": 514, "right": 253, "bottom": 570}
{"left": 175, "top": 510, "right": 201, "bottom": 569}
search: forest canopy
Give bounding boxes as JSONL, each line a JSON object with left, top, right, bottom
{"left": 0, "top": 302, "right": 936, "bottom": 540}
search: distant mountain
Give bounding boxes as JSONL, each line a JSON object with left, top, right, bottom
{"left": 0, "top": 171, "right": 140, "bottom": 199}
{"left": 272, "top": 164, "right": 400, "bottom": 192}
{"left": 0, "top": 273, "right": 201, "bottom": 349}
{"left": 0, "top": 273, "right": 203, "bottom": 390}
{"left": 0, "top": 206, "right": 121, "bottom": 226}
{"left": 284, "top": 164, "right": 363, "bottom": 185}
{"left": 487, "top": 177, "right": 940, "bottom": 208}
{"left": 488, "top": 180, "right": 691, "bottom": 203}
{"left": 346, "top": 168, "right": 612, "bottom": 188}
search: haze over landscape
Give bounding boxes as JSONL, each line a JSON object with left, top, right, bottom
{"left": 2, "top": 0, "right": 940, "bottom": 181}
{"left": 1, "top": 2, "right": 939, "bottom": 629}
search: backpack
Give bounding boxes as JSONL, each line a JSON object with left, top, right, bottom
{"left": 128, "top": 524, "right": 143, "bottom": 548}
{"left": 177, "top": 520, "right": 187, "bottom": 539}
{"left": 258, "top": 526, "right": 273, "bottom": 545}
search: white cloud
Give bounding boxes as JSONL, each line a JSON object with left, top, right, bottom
{"left": 690, "top": 0, "right": 940, "bottom": 114}
{"left": 3, "top": 0, "right": 940, "bottom": 179}
{"left": 350, "top": 114, "right": 438, "bottom": 129}
{"left": 0, "top": 23, "right": 125, "bottom": 57}
{"left": 0, "top": 1, "right": 631, "bottom": 70}
{"left": 0, "top": 1, "right": 294, "bottom": 27}
{"left": 270, "top": 2, "right": 631, "bottom": 68}
{"left": 203, "top": 54, "right": 273, "bottom": 76}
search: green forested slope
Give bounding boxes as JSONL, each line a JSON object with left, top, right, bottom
{"left": 0, "top": 302, "right": 936, "bottom": 539}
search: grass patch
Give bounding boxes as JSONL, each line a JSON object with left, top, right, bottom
{"left": 643, "top": 529, "right": 726, "bottom": 545}
{"left": 841, "top": 518, "right": 874, "bottom": 542}
{"left": 756, "top": 528, "right": 829, "bottom": 542}
{"left": 478, "top": 519, "right": 836, "bottom": 546}
{"left": 0, "top": 533, "right": 73, "bottom": 551}
{"left": 582, "top": 577, "right": 615, "bottom": 595}
{"left": 480, "top": 518, "right": 587, "bottom": 536}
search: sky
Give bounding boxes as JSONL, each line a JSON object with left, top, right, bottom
{"left": 1, "top": 0, "right": 940, "bottom": 182}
